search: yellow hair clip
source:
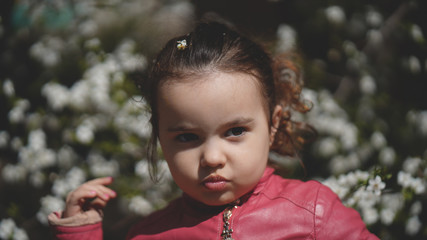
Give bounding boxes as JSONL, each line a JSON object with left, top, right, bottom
{"left": 176, "top": 39, "right": 188, "bottom": 50}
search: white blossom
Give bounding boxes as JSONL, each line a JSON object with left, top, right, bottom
{"left": 380, "top": 208, "right": 395, "bottom": 225}
{"left": 135, "top": 160, "right": 150, "bottom": 179}
{"left": 52, "top": 167, "right": 86, "bottom": 197}
{"left": 407, "top": 55, "right": 421, "bottom": 74}
{"left": 402, "top": 157, "right": 422, "bottom": 175}
{"left": 37, "top": 195, "right": 65, "bottom": 225}
{"left": 88, "top": 153, "right": 119, "bottom": 177}
{"left": 67, "top": 167, "right": 86, "bottom": 188}
{"left": 318, "top": 91, "right": 346, "bottom": 116}
{"left": 366, "top": 10, "right": 383, "bottom": 27}
{"left": 370, "top": 131, "right": 386, "bottom": 149}
{"left": 69, "top": 81, "right": 91, "bottom": 111}
{"left": 356, "top": 188, "right": 379, "bottom": 209}
{"left": 78, "top": 19, "right": 98, "bottom": 36}
{"left": 29, "top": 171, "right": 45, "bottom": 188}
{"left": 0, "top": 131, "right": 9, "bottom": 148}
{"left": 323, "top": 178, "right": 349, "bottom": 199}
{"left": 338, "top": 172, "right": 357, "bottom": 186}
{"left": 330, "top": 152, "right": 360, "bottom": 174}
{"left": 346, "top": 186, "right": 372, "bottom": 207}
{"left": 0, "top": 218, "right": 15, "bottom": 239}
{"left": 317, "top": 137, "right": 339, "bottom": 158}
{"left": 28, "top": 129, "right": 46, "bottom": 151}
{"left": 84, "top": 38, "right": 101, "bottom": 50}
{"left": 1, "top": 164, "right": 26, "bottom": 183}
{"left": 0, "top": 218, "right": 28, "bottom": 240}
{"left": 381, "top": 193, "right": 404, "bottom": 213}
{"left": 76, "top": 123, "right": 94, "bottom": 144}
{"left": 411, "top": 178, "right": 425, "bottom": 194}
{"left": 114, "top": 99, "right": 151, "bottom": 138}
{"left": 11, "top": 137, "right": 23, "bottom": 151}
{"left": 354, "top": 170, "right": 370, "bottom": 182}
{"left": 379, "top": 147, "right": 396, "bottom": 166}
{"left": 362, "top": 207, "right": 379, "bottom": 225}
{"left": 8, "top": 99, "right": 30, "bottom": 124}
{"left": 410, "top": 201, "right": 422, "bottom": 216}
{"left": 115, "top": 39, "right": 147, "bottom": 71}
{"left": 359, "top": 75, "right": 377, "bottom": 95}
{"left": 11, "top": 227, "right": 29, "bottom": 240}
{"left": 340, "top": 125, "right": 358, "bottom": 150}
{"left": 276, "top": 24, "right": 296, "bottom": 53}
{"left": 325, "top": 6, "right": 345, "bottom": 25}
{"left": 18, "top": 147, "right": 56, "bottom": 172}
{"left": 397, "top": 171, "right": 426, "bottom": 194}
{"left": 128, "top": 195, "right": 154, "bottom": 216}
{"left": 3, "top": 79, "right": 15, "bottom": 97}
{"left": 41, "top": 82, "right": 69, "bottom": 111}
{"left": 411, "top": 111, "right": 427, "bottom": 135}
{"left": 51, "top": 179, "right": 69, "bottom": 197}
{"left": 405, "top": 215, "right": 421, "bottom": 236}
{"left": 157, "top": 160, "right": 173, "bottom": 182}
{"left": 397, "top": 171, "right": 412, "bottom": 187}
{"left": 29, "top": 37, "right": 63, "bottom": 67}
{"left": 367, "top": 176, "right": 385, "bottom": 196}
{"left": 411, "top": 24, "right": 424, "bottom": 43}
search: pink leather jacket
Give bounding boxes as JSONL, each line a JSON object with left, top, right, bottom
{"left": 50, "top": 168, "right": 379, "bottom": 239}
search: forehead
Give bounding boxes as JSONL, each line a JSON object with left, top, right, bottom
{"left": 157, "top": 71, "right": 270, "bottom": 120}
{"left": 159, "top": 71, "right": 268, "bottom": 104}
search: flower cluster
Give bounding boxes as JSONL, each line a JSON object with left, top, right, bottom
{"left": 1, "top": 0, "right": 191, "bottom": 237}
{"left": 0, "top": 218, "right": 28, "bottom": 240}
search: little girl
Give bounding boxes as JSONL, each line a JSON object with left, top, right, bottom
{"left": 49, "top": 22, "right": 379, "bottom": 239}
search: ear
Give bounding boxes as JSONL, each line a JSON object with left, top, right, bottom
{"left": 269, "top": 105, "right": 282, "bottom": 146}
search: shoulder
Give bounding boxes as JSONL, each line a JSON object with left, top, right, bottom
{"left": 261, "top": 174, "right": 337, "bottom": 212}
{"left": 259, "top": 175, "right": 379, "bottom": 239}
{"left": 265, "top": 176, "right": 379, "bottom": 239}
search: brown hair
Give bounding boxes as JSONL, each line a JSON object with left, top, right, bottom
{"left": 138, "top": 21, "right": 314, "bottom": 180}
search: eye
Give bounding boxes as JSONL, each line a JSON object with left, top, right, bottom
{"left": 176, "top": 133, "right": 199, "bottom": 142}
{"left": 225, "top": 127, "right": 247, "bottom": 137}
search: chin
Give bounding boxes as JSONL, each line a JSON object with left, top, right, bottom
{"left": 200, "top": 194, "right": 239, "bottom": 206}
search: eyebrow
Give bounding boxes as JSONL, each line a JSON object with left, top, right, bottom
{"left": 167, "top": 117, "right": 255, "bottom": 132}
{"left": 222, "top": 117, "right": 255, "bottom": 128}
{"left": 167, "top": 125, "right": 198, "bottom": 132}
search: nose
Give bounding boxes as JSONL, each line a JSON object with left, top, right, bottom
{"left": 200, "top": 139, "right": 226, "bottom": 168}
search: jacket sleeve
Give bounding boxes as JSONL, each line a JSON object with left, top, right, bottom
{"left": 314, "top": 184, "right": 380, "bottom": 240}
{"left": 48, "top": 211, "right": 103, "bottom": 240}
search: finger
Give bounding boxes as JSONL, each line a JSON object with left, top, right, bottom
{"left": 66, "top": 187, "right": 97, "bottom": 205}
{"left": 63, "top": 189, "right": 97, "bottom": 218}
{"left": 89, "top": 185, "right": 117, "bottom": 201}
{"left": 63, "top": 177, "right": 116, "bottom": 218}
{"left": 75, "top": 177, "right": 116, "bottom": 199}
{"left": 82, "top": 197, "right": 109, "bottom": 211}
{"left": 86, "top": 176, "right": 114, "bottom": 186}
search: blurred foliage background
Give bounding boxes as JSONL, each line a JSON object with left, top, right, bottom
{"left": 0, "top": 0, "right": 426, "bottom": 239}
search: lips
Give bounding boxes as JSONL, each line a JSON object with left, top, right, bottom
{"left": 202, "top": 175, "right": 229, "bottom": 191}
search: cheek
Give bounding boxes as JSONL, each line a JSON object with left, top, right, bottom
{"left": 163, "top": 148, "right": 198, "bottom": 175}
{"left": 232, "top": 137, "right": 270, "bottom": 165}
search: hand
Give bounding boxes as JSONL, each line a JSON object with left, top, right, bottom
{"left": 63, "top": 177, "right": 117, "bottom": 218}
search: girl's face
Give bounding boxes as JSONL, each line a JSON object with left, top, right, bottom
{"left": 157, "top": 71, "right": 280, "bottom": 206}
